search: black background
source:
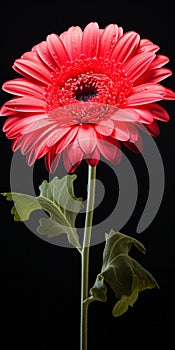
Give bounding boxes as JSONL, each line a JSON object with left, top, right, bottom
{"left": 0, "top": 1, "right": 175, "bottom": 349}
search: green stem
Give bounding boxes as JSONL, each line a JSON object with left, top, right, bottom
{"left": 80, "top": 165, "right": 96, "bottom": 350}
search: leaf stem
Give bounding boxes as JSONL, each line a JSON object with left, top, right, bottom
{"left": 80, "top": 165, "right": 96, "bottom": 350}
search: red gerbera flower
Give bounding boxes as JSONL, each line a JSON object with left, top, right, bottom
{"left": 1, "top": 22, "right": 175, "bottom": 172}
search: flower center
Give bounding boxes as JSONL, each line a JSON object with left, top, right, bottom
{"left": 66, "top": 72, "right": 101, "bottom": 103}
{"left": 74, "top": 84, "right": 97, "bottom": 102}
{"left": 45, "top": 56, "right": 133, "bottom": 117}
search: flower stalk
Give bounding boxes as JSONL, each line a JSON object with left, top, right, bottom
{"left": 80, "top": 165, "right": 96, "bottom": 350}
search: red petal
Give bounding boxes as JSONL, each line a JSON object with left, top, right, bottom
{"left": 0, "top": 104, "right": 17, "bottom": 116}
{"left": 3, "top": 97, "right": 46, "bottom": 112}
{"left": 63, "top": 146, "right": 82, "bottom": 173}
{"left": 44, "top": 147, "right": 61, "bottom": 173}
{"left": 127, "top": 93, "right": 163, "bottom": 105}
{"left": 137, "top": 120, "right": 160, "bottom": 136}
{"left": 127, "top": 124, "right": 139, "bottom": 142}
{"left": 3, "top": 114, "right": 48, "bottom": 137}
{"left": 20, "top": 126, "right": 55, "bottom": 154}
{"left": 46, "top": 127, "right": 71, "bottom": 147}
{"left": 20, "top": 126, "right": 58, "bottom": 161}
{"left": 3, "top": 116, "right": 24, "bottom": 134}
{"left": 2, "top": 78, "right": 45, "bottom": 99}
{"left": 36, "top": 41, "right": 58, "bottom": 69}
{"left": 56, "top": 126, "right": 79, "bottom": 153}
{"left": 150, "top": 54, "right": 169, "bottom": 68}
{"left": 22, "top": 117, "right": 54, "bottom": 134}
{"left": 123, "top": 133, "right": 143, "bottom": 153}
{"left": 96, "top": 135, "right": 118, "bottom": 161}
{"left": 81, "top": 22, "right": 99, "bottom": 57}
{"left": 111, "top": 108, "right": 138, "bottom": 122}
{"left": 46, "top": 33, "right": 70, "bottom": 67}
{"left": 144, "top": 120, "right": 160, "bottom": 136}
{"left": 18, "top": 125, "right": 71, "bottom": 154}
{"left": 164, "top": 86, "right": 175, "bottom": 100}
{"left": 63, "top": 148, "right": 72, "bottom": 172}
{"left": 66, "top": 141, "right": 83, "bottom": 166}
{"left": 77, "top": 125, "right": 97, "bottom": 154}
{"left": 95, "top": 119, "right": 114, "bottom": 136}
{"left": 148, "top": 103, "right": 170, "bottom": 121}
{"left": 122, "top": 52, "right": 155, "bottom": 82}
{"left": 98, "top": 24, "right": 119, "bottom": 58}
{"left": 138, "top": 39, "right": 159, "bottom": 53}
{"left": 86, "top": 147, "right": 100, "bottom": 166}
{"left": 127, "top": 84, "right": 167, "bottom": 105}
{"left": 112, "top": 121, "right": 130, "bottom": 141}
{"left": 118, "top": 27, "right": 124, "bottom": 39}
{"left": 111, "top": 31, "right": 140, "bottom": 64}
{"left": 60, "top": 26, "right": 82, "bottom": 60}
{"left": 27, "top": 137, "right": 49, "bottom": 161}
{"left": 25, "top": 139, "right": 49, "bottom": 166}
{"left": 13, "top": 56, "right": 52, "bottom": 84}
{"left": 134, "top": 108, "right": 153, "bottom": 124}
{"left": 135, "top": 67, "right": 172, "bottom": 85}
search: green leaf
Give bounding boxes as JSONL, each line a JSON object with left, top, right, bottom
{"left": 90, "top": 230, "right": 159, "bottom": 317}
{"left": 1, "top": 192, "right": 41, "bottom": 221}
{"left": 37, "top": 218, "right": 67, "bottom": 238}
{"left": 1, "top": 175, "right": 83, "bottom": 249}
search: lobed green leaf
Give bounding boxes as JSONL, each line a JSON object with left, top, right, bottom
{"left": 1, "top": 175, "right": 83, "bottom": 249}
{"left": 90, "top": 230, "right": 159, "bottom": 317}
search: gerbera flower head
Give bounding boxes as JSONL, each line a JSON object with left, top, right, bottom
{"left": 1, "top": 22, "right": 175, "bottom": 172}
